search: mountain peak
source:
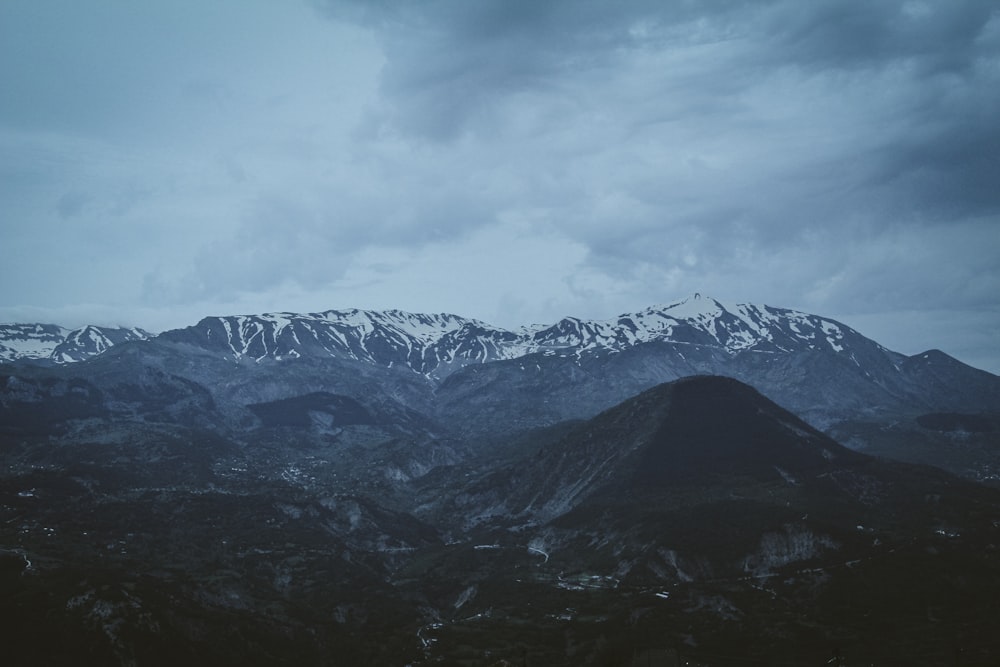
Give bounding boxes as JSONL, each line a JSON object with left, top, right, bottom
{"left": 660, "top": 292, "right": 725, "bottom": 315}
{"left": 633, "top": 375, "right": 855, "bottom": 483}
{"left": 512, "top": 375, "right": 863, "bottom": 520}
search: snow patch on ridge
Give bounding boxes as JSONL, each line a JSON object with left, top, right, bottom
{"left": 3, "top": 295, "right": 870, "bottom": 375}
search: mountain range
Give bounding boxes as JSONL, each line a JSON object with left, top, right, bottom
{"left": 0, "top": 295, "right": 975, "bottom": 379}
{"left": 4, "top": 295, "right": 998, "bottom": 480}
{"left": 2, "top": 296, "right": 1000, "bottom": 664}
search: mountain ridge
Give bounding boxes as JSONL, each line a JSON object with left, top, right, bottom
{"left": 0, "top": 323, "right": 150, "bottom": 364}
{"left": 2, "top": 295, "right": 965, "bottom": 378}
{"left": 4, "top": 295, "right": 998, "bottom": 482}
{"left": 158, "top": 295, "right": 893, "bottom": 375}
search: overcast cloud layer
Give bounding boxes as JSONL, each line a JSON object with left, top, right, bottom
{"left": 1, "top": 0, "right": 998, "bottom": 372}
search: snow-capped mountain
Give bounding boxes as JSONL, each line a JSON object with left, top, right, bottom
{"left": 51, "top": 325, "right": 152, "bottom": 363}
{"left": 5, "top": 296, "right": 997, "bottom": 428}
{"left": 150, "top": 295, "right": 882, "bottom": 379}
{"left": 526, "top": 295, "right": 874, "bottom": 357}
{"left": 7, "top": 295, "right": 996, "bottom": 422}
{"left": 0, "top": 323, "right": 150, "bottom": 364}
{"left": 157, "top": 308, "right": 504, "bottom": 375}
{"left": 0, "top": 323, "right": 69, "bottom": 362}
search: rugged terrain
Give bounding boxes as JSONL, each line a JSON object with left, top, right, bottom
{"left": 0, "top": 324, "right": 150, "bottom": 364}
{"left": 5, "top": 295, "right": 1000, "bottom": 480}
{"left": 2, "top": 297, "right": 1000, "bottom": 664}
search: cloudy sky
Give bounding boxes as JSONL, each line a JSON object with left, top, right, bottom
{"left": 1, "top": 0, "right": 998, "bottom": 372}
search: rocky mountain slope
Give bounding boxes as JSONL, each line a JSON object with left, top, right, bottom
{"left": 408, "top": 377, "right": 1000, "bottom": 664}
{"left": 3, "top": 375, "right": 999, "bottom": 665}
{"left": 3, "top": 295, "right": 999, "bottom": 482}
{"left": 444, "top": 376, "right": 869, "bottom": 524}
{"left": 0, "top": 295, "right": 980, "bottom": 388}
{"left": 91, "top": 295, "right": 935, "bottom": 385}
{"left": 0, "top": 323, "right": 150, "bottom": 364}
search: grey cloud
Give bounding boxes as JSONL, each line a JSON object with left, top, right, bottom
{"left": 319, "top": 0, "right": 1000, "bottom": 335}
{"left": 874, "top": 101, "right": 1000, "bottom": 219}
{"left": 56, "top": 192, "right": 90, "bottom": 218}
{"left": 322, "top": 0, "right": 761, "bottom": 140}
{"left": 323, "top": 0, "right": 999, "bottom": 225}
{"left": 321, "top": 1, "right": 997, "bottom": 134}
{"left": 175, "top": 161, "right": 507, "bottom": 300}
{"left": 4, "top": 1, "right": 999, "bottom": 372}
{"left": 818, "top": 222, "right": 1000, "bottom": 313}
{"left": 762, "top": 0, "right": 997, "bottom": 72}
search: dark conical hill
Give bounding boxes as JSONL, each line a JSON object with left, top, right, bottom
{"left": 631, "top": 375, "right": 862, "bottom": 484}
{"left": 511, "top": 375, "right": 865, "bottom": 519}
